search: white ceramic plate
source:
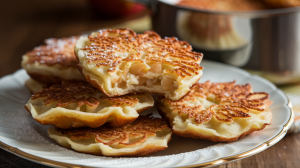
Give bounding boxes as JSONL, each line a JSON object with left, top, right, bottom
{"left": 0, "top": 60, "right": 293, "bottom": 168}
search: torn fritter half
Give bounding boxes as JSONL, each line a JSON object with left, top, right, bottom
{"left": 48, "top": 115, "right": 172, "bottom": 156}
{"left": 157, "top": 81, "right": 272, "bottom": 142}
{"left": 24, "top": 81, "right": 154, "bottom": 129}
{"left": 22, "top": 36, "right": 84, "bottom": 84}
{"left": 75, "top": 28, "right": 203, "bottom": 101}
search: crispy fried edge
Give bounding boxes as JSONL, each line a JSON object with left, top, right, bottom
{"left": 49, "top": 128, "right": 172, "bottom": 157}
{"left": 24, "top": 96, "right": 153, "bottom": 129}
{"left": 156, "top": 96, "right": 272, "bottom": 142}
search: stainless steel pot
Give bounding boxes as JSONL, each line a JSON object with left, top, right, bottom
{"left": 146, "top": 0, "right": 300, "bottom": 84}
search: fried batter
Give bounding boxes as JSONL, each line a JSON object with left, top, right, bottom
{"left": 157, "top": 81, "right": 272, "bottom": 142}
{"left": 48, "top": 115, "right": 172, "bottom": 156}
{"left": 25, "top": 81, "right": 154, "bottom": 129}
{"left": 22, "top": 36, "right": 84, "bottom": 84}
{"left": 75, "top": 28, "right": 203, "bottom": 101}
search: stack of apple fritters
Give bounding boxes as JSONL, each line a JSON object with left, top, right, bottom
{"left": 23, "top": 28, "right": 272, "bottom": 156}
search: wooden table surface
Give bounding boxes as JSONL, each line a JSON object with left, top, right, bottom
{"left": 1, "top": 0, "right": 300, "bottom": 167}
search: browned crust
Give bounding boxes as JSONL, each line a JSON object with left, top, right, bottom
{"left": 31, "top": 81, "right": 140, "bottom": 107}
{"left": 51, "top": 115, "right": 172, "bottom": 156}
{"left": 158, "top": 81, "right": 271, "bottom": 123}
{"left": 156, "top": 81, "right": 273, "bottom": 142}
{"left": 25, "top": 81, "right": 153, "bottom": 128}
{"left": 25, "top": 36, "right": 79, "bottom": 68}
{"left": 23, "top": 36, "right": 84, "bottom": 85}
{"left": 75, "top": 28, "right": 203, "bottom": 100}
{"left": 156, "top": 101, "right": 270, "bottom": 142}
{"left": 78, "top": 28, "right": 203, "bottom": 76}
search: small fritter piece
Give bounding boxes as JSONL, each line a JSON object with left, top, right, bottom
{"left": 157, "top": 81, "right": 272, "bottom": 142}
{"left": 22, "top": 37, "right": 84, "bottom": 84}
{"left": 24, "top": 81, "right": 154, "bottom": 129}
{"left": 75, "top": 28, "right": 203, "bottom": 101}
{"left": 48, "top": 115, "right": 172, "bottom": 156}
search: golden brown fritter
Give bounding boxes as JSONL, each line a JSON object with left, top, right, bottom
{"left": 76, "top": 28, "right": 203, "bottom": 101}
{"left": 81, "top": 29, "right": 202, "bottom": 76}
{"left": 48, "top": 115, "right": 172, "bottom": 156}
{"left": 26, "top": 37, "right": 79, "bottom": 68}
{"left": 22, "top": 36, "right": 85, "bottom": 84}
{"left": 32, "top": 81, "right": 141, "bottom": 107}
{"left": 157, "top": 81, "right": 272, "bottom": 142}
{"left": 56, "top": 115, "right": 169, "bottom": 146}
{"left": 25, "top": 81, "right": 154, "bottom": 129}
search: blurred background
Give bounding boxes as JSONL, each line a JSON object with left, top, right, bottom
{"left": 0, "top": 0, "right": 151, "bottom": 78}
{"left": 2, "top": 0, "right": 300, "bottom": 84}
{"left": 1, "top": 0, "right": 300, "bottom": 167}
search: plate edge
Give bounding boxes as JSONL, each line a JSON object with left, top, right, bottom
{"left": 0, "top": 68, "right": 294, "bottom": 168}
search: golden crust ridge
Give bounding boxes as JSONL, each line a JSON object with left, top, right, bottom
{"left": 55, "top": 115, "right": 169, "bottom": 147}
{"left": 159, "top": 81, "right": 271, "bottom": 124}
{"left": 80, "top": 28, "right": 203, "bottom": 76}
{"left": 32, "top": 81, "right": 139, "bottom": 107}
{"left": 26, "top": 37, "right": 79, "bottom": 68}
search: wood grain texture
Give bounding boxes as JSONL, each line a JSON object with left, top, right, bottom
{"left": 217, "top": 134, "right": 300, "bottom": 168}
{"left": 0, "top": 0, "right": 300, "bottom": 167}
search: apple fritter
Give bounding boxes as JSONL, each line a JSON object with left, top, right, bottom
{"left": 48, "top": 115, "right": 172, "bottom": 156}
{"left": 25, "top": 81, "right": 154, "bottom": 129}
{"left": 157, "top": 81, "right": 272, "bottom": 142}
{"left": 22, "top": 36, "right": 84, "bottom": 84}
{"left": 75, "top": 28, "right": 203, "bottom": 101}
